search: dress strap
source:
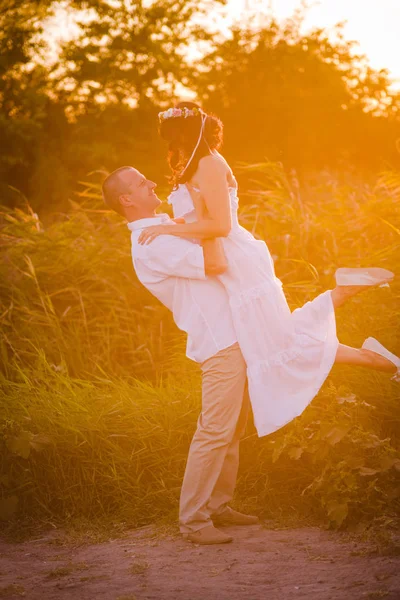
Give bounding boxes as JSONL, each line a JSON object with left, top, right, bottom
{"left": 180, "top": 112, "right": 208, "bottom": 178}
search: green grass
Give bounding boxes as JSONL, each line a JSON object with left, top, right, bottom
{"left": 1, "top": 163, "right": 399, "bottom": 533}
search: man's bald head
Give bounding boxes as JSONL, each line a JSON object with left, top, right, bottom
{"left": 102, "top": 166, "right": 161, "bottom": 220}
{"left": 102, "top": 166, "right": 134, "bottom": 216}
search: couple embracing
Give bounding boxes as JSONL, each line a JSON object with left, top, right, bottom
{"left": 102, "top": 101, "right": 399, "bottom": 545}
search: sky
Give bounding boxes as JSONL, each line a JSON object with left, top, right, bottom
{"left": 224, "top": 0, "right": 400, "bottom": 88}
{"left": 48, "top": 0, "right": 400, "bottom": 89}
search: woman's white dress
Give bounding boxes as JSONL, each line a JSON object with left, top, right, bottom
{"left": 168, "top": 184, "right": 339, "bottom": 437}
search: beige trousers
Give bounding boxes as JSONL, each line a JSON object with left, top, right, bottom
{"left": 179, "top": 342, "right": 251, "bottom": 534}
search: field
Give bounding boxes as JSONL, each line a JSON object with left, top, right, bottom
{"left": 1, "top": 162, "right": 400, "bottom": 536}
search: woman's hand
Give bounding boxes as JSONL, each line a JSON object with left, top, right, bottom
{"left": 137, "top": 218, "right": 185, "bottom": 245}
{"left": 137, "top": 224, "right": 173, "bottom": 245}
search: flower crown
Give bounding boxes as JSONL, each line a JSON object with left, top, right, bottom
{"left": 158, "top": 106, "right": 202, "bottom": 122}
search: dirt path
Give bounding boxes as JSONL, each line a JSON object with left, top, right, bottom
{"left": 1, "top": 522, "right": 399, "bottom": 600}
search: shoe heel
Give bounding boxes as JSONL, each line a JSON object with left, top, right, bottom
{"left": 362, "top": 337, "right": 400, "bottom": 382}
{"left": 335, "top": 267, "right": 394, "bottom": 287}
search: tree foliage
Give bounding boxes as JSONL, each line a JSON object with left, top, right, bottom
{"left": 194, "top": 20, "right": 400, "bottom": 170}
{"left": 0, "top": 0, "right": 399, "bottom": 212}
{"left": 59, "top": 0, "right": 225, "bottom": 110}
{"left": 0, "top": 0, "right": 73, "bottom": 207}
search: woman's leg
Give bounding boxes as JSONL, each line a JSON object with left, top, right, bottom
{"left": 330, "top": 285, "right": 384, "bottom": 310}
{"left": 330, "top": 270, "right": 393, "bottom": 310}
{"left": 335, "top": 343, "right": 397, "bottom": 374}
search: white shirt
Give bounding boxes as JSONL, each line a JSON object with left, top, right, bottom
{"left": 127, "top": 214, "right": 237, "bottom": 363}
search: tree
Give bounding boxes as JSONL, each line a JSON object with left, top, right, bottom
{"left": 0, "top": 0, "right": 58, "bottom": 205}
{"left": 1, "top": 1, "right": 399, "bottom": 213}
{"left": 193, "top": 18, "right": 400, "bottom": 172}
{"left": 58, "top": 0, "right": 225, "bottom": 112}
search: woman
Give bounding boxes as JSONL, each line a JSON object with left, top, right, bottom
{"left": 138, "top": 102, "right": 399, "bottom": 437}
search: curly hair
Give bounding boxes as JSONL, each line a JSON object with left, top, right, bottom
{"left": 159, "top": 101, "right": 223, "bottom": 188}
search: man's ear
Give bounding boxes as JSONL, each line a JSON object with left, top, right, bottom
{"left": 119, "top": 194, "right": 136, "bottom": 209}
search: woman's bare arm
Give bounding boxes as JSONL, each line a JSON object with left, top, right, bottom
{"left": 186, "top": 183, "right": 207, "bottom": 221}
{"left": 186, "top": 183, "right": 228, "bottom": 275}
{"left": 138, "top": 155, "right": 231, "bottom": 245}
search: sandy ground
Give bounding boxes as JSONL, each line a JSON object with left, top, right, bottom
{"left": 1, "top": 522, "right": 400, "bottom": 600}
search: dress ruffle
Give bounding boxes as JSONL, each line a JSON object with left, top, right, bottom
{"left": 169, "top": 184, "right": 339, "bottom": 437}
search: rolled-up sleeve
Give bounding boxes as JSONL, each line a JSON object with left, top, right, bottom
{"left": 133, "top": 235, "right": 206, "bottom": 280}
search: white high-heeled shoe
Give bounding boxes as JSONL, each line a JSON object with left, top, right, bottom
{"left": 335, "top": 267, "right": 394, "bottom": 287}
{"left": 361, "top": 337, "right": 400, "bottom": 382}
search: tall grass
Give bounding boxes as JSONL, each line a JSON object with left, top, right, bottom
{"left": 0, "top": 201, "right": 178, "bottom": 381}
{"left": 1, "top": 164, "right": 399, "bottom": 530}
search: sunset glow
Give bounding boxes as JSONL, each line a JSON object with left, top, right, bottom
{"left": 225, "top": 0, "right": 400, "bottom": 88}
{"left": 49, "top": 0, "right": 400, "bottom": 90}
{"left": 2, "top": 0, "right": 400, "bottom": 588}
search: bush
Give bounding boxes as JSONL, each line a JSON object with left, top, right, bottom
{"left": 1, "top": 164, "right": 399, "bottom": 529}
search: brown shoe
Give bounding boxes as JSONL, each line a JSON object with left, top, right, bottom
{"left": 212, "top": 507, "right": 259, "bottom": 526}
{"left": 184, "top": 524, "right": 233, "bottom": 545}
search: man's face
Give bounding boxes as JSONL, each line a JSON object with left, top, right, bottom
{"left": 119, "top": 168, "right": 162, "bottom": 213}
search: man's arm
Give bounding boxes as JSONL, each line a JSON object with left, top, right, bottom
{"left": 132, "top": 233, "right": 208, "bottom": 280}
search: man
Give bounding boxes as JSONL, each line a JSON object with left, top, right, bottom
{"left": 102, "top": 166, "right": 259, "bottom": 545}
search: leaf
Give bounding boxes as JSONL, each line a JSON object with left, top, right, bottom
{"left": 379, "top": 456, "right": 399, "bottom": 472}
{"left": 322, "top": 425, "right": 351, "bottom": 446}
{"left": 358, "top": 467, "right": 379, "bottom": 476}
{"left": 0, "top": 496, "right": 18, "bottom": 521}
{"left": 0, "top": 475, "right": 10, "bottom": 487}
{"left": 30, "top": 433, "right": 52, "bottom": 452}
{"left": 288, "top": 447, "right": 303, "bottom": 460}
{"left": 337, "top": 393, "right": 357, "bottom": 404}
{"left": 364, "top": 435, "right": 386, "bottom": 449}
{"left": 5, "top": 430, "right": 33, "bottom": 459}
{"left": 309, "top": 443, "right": 330, "bottom": 464}
{"left": 326, "top": 500, "right": 348, "bottom": 527}
{"left": 272, "top": 440, "right": 287, "bottom": 463}
{"left": 346, "top": 456, "right": 365, "bottom": 469}
{"left": 272, "top": 447, "right": 282, "bottom": 463}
